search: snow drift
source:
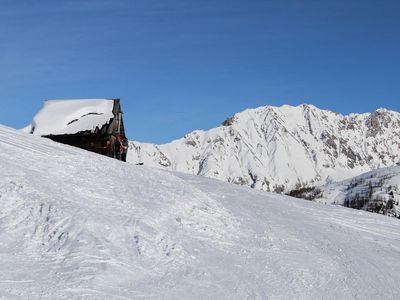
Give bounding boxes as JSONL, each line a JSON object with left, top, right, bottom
{"left": 1, "top": 124, "right": 400, "bottom": 299}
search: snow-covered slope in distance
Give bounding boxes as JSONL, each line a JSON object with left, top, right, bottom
{"left": 317, "top": 165, "right": 400, "bottom": 217}
{"left": 2, "top": 124, "right": 400, "bottom": 299}
{"left": 128, "top": 104, "right": 400, "bottom": 192}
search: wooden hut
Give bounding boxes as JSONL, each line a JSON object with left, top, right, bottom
{"left": 28, "top": 99, "right": 127, "bottom": 158}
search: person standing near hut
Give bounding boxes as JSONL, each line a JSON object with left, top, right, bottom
{"left": 109, "top": 135, "right": 116, "bottom": 158}
{"left": 103, "top": 138, "right": 111, "bottom": 156}
{"left": 115, "top": 135, "right": 123, "bottom": 160}
{"left": 121, "top": 138, "right": 129, "bottom": 162}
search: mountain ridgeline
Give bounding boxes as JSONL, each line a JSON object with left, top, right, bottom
{"left": 127, "top": 104, "right": 400, "bottom": 193}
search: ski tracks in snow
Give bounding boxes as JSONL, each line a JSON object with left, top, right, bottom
{"left": 177, "top": 173, "right": 400, "bottom": 299}
{"left": 1, "top": 125, "right": 400, "bottom": 299}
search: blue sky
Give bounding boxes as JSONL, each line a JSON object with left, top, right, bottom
{"left": 0, "top": 0, "right": 399, "bottom": 143}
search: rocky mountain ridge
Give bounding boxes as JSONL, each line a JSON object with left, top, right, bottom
{"left": 127, "top": 104, "right": 400, "bottom": 193}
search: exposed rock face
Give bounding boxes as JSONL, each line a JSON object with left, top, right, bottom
{"left": 127, "top": 104, "right": 400, "bottom": 193}
{"left": 222, "top": 116, "right": 236, "bottom": 126}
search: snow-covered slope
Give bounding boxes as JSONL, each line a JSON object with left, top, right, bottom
{"left": 2, "top": 124, "right": 400, "bottom": 299}
{"left": 316, "top": 165, "right": 400, "bottom": 217}
{"left": 128, "top": 104, "right": 400, "bottom": 192}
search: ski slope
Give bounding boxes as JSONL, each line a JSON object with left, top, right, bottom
{"left": 1, "top": 124, "right": 400, "bottom": 299}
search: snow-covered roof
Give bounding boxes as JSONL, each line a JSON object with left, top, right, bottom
{"left": 30, "top": 99, "right": 115, "bottom": 136}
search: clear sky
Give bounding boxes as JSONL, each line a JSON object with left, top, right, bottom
{"left": 0, "top": 0, "right": 399, "bottom": 143}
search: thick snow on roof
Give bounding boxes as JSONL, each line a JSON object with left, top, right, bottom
{"left": 31, "top": 99, "right": 115, "bottom": 135}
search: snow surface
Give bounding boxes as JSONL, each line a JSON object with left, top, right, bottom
{"left": 27, "top": 99, "right": 115, "bottom": 135}
{"left": 317, "top": 165, "right": 400, "bottom": 216}
{"left": 2, "top": 124, "right": 400, "bottom": 299}
{"left": 128, "top": 104, "right": 400, "bottom": 193}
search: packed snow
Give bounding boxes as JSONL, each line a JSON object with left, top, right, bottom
{"left": 25, "top": 99, "right": 115, "bottom": 136}
{"left": 1, "top": 124, "right": 400, "bottom": 299}
{"left": 128, "top": 104, "right": 400, "bottom": 193}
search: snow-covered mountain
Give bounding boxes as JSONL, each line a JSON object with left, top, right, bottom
{"left": 2, "top": 124, "right": 400, "bottom": 299}
{"left": 315, "top": 165, "right": 400, "bottom": 218}
{"left": 128, "top": 104, "right": 400, "bottom": 193}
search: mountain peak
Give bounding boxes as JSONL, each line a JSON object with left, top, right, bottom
{"left": 128, "top": 104, "right": 400, "bottom": 193}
